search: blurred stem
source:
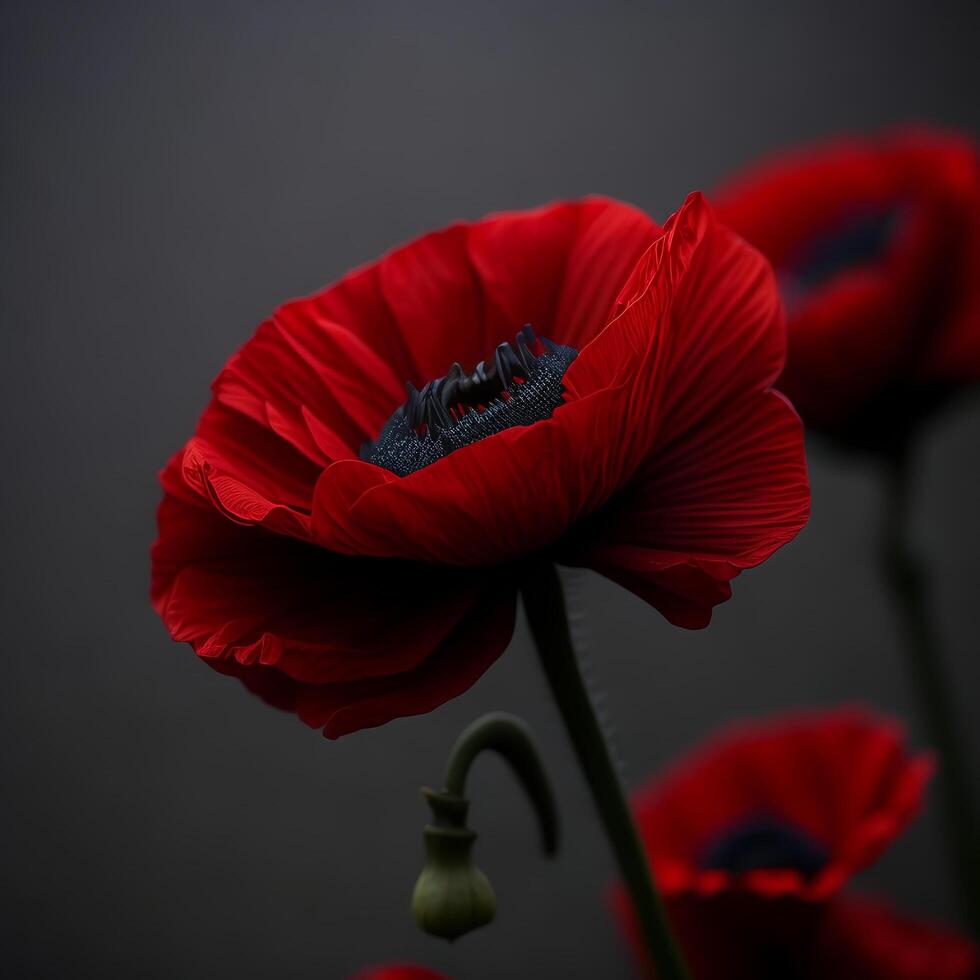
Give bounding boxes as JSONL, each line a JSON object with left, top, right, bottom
{"left": 881, "top": 448, "right": 980, "bottom": 938}
{"left": 522, "top": 563, "right": 692, "bottom": 980}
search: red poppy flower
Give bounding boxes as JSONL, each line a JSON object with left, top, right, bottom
{"left": 629, "top": 707, "right": 931, "bottom": 900}
{"left": 714, "top": 130, "right": 980, "bottom": 439}
{"left": 613, "top": 707, "right": 936, "bottom": 978}
{"left": 151, "top": 193, "right": 809, "bottom": 738}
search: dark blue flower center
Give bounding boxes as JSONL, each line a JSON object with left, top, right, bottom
{"left": 362, "top": 325, "right": 577, "bottom": 477}
{"left": 700, "top": 814, "right": 829, "bottom": 878}
{"left": 779, "top": 203, "right": 907, "bottom": 311}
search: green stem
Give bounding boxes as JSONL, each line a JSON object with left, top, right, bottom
{"left": 442, "top": 711, "right": 559, "bottom": 856}
{"left": 522, "top": 563, "right": 692, "bottom": 980}
{"left": 881, "top": 450, "right": 980, "bottom": 938}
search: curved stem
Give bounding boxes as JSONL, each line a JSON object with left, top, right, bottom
{"left": 414, "top": 713, "right": 559, "bottom": 942}
{"left": 443, "top": 711, "right": 559, "bottom": 855}
{"left": 522, "top": 563, "right": 691, "bottom": 980}
{"left": 881, "top": 450, "right": 980, "bottom": 938}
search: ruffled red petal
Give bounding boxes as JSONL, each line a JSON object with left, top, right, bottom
{"left": 153, "top": 453, "right": 515, "bottom": 728}
{"left": 180, "top": 402, "right": 317, "bottom": 540}
{"left": 310, "top": 197, "right": 657, "bottom": 387}
{"left": 551, "top": 196, "right": 662, "bottom": 349}
{"left": 306, "top": 261, "right": 420, "bottom": 390}
{"left": 569, "top": 389, "right": 808, "bottom": 628}
{"left": 714, "top": 130, "right": 980, "bottom": 426}
{"left": 214, "top": 307, "right": 405, "bottom": 464}
{"left": 312, "top": 194, "right": 806, "bottom": 615}
{"left": 562, "top": 192, "right": 785, "bottom": 423}
{"left": 629, "top": 707, "right": 932, "bottom": 901}
{"left": 564, "top": 194, "right": 807, "bottom": 625}
{"left": 209, "top": 579, "right": 516, "bottom": 739}
{"left": 312, "top": 387, "right": 622, "bottom": 564}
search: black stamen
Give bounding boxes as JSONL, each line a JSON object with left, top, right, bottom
{"left": 362, "top": 325, "right": 577, "bottom": 476}
{"left": 699, "top": 814, "right": 829, "bottom": 879}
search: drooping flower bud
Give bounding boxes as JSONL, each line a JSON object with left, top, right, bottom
{"left": 410, "top": 713, "right": 559, "bottom": 942}
{"left": 411, "top": 789, "right": 496, "bottom": 941}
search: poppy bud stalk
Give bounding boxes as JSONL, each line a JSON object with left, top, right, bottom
{"left": 411, "top": 712, "right": 559, "bottom": 941}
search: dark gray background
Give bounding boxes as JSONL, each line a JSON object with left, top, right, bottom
{"left": 3, "top": 2, "right": 979, "bottom": 978}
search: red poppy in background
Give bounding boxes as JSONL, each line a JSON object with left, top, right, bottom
{"left": 629, "top": 707, "right": 931, "bottom": 901}
{"left": 714, "top": 130, "right": 980, "bottom": 444}
{"left": 152, "top": 193, "right": 809, "bottom": 738}
{"left": 613, "top": 708, "right": 951, "bottom": 979}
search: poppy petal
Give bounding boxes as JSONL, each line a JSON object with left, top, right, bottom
{"left": 210, "top": 580, "right": 517, "bottom": 739}
{"left": 313, "top": 385, "right": 625, "bottom": 564}
{"left": 378, "top": 223, "right": 490, "bottom": 384}
{"left": 461, "top": 199, "right": 581, "bottom": 342}
{"left": 551, "top": 196, "right": 661, "bottom": 349}
{"left": 312, "top": 194, "right": 796, "bottom": 583}
{"left": 373, "top": 197, "right": 658, "bottom": 387}
{"left": 305, "top": 260, "right": 421, "bottom": 389}
{"left": 572, "top": 389, "right": 809, "bottom": 627}
{"left": 180, "top": 404, "right": 317, "bottom": 540}
{"left": 153, "top": 455, "right": 500, "bottom": 687}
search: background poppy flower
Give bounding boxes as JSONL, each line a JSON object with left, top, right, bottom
{"left": 612, "top": 707, "right": 937, "bottom": 978}
{"left": 152, "top": 193, "right": 809, "bottom": 738}
{"left": 628, "top": 707, "right": 931, "bottom": 901}
{"left": 715, "top": 128, "right": 980, "bottom": 936}
{"left": 714, "top": 129, "right": 980, "bottom": 444}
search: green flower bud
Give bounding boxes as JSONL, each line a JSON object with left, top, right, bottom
{"left": 410, "top": 714, "right": 559, "bottom": 942}
{"left": 411, "top": 802, "right": 496, "bottom": 941}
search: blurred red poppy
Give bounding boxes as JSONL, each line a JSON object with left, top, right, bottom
{"left": 715, "top": 130, "right": 980, "bottom": 442}
{"left": 629, "top": 707, "right": 931, "bottom": 901}
{"left": 152, "top": 193, "right": 809, "bottom": 737}
{"left": 612, "top": 708, "right": 960, "bottom": 979}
